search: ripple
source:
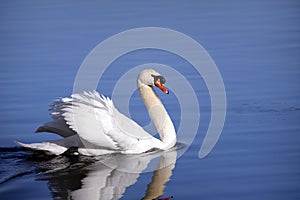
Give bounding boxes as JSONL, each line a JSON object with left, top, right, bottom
{"left": 232, "top": 101, "right": 300, "bottom": 114}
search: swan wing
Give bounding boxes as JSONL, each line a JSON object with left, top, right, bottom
{"left": 35, "top": 98, "right": 77, "bottom": 137}
{"left": 35, "top": 118, "right": 76, "bottom": 137}
{"left": 62, "top": 91, "right": 158, "bottom": 152}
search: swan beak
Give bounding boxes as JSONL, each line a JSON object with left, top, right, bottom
{"left": 155, "top": 82, "right": 169, "bottom": 94}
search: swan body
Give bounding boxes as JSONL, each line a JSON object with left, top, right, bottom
{"left": 17, "top": 69, "right": 176, "bottom": 155}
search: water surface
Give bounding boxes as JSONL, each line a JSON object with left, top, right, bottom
{"left": 1, "top": 1, "right": 300, "bottom": 199}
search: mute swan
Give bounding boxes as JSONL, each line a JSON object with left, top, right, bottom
{"left": 16, "top": 69, "right": 176, "bottom": 156}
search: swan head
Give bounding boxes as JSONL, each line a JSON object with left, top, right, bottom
{"left": 138, "top": 69, "right": 169, "bottom": 94}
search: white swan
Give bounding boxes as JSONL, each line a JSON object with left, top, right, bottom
{"left": 16, "top": 69, "right": 176, "bottom": 156}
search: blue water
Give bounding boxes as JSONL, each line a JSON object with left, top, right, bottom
{"left": 1, "top": 1, "right": 300, "bottom": 199}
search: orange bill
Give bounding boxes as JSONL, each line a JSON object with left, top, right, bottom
{"left": 155, "top": 81, "right": 169, "bottom": 94}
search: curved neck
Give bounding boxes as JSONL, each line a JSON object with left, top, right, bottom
{"left": 137, "top": 81, "right": 176, "bottom": 149}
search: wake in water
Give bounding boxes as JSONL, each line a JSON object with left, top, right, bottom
{"left": 0, "top": 146, "right": 95, "bottom": 185}
{"left": 0, "top": 147, "right": 33, "bottom": 184}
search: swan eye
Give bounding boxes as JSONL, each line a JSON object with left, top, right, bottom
{"left": 151, "top": 74, "right": 166, "bottom": 84}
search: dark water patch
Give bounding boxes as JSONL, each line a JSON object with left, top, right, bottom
{"left": 0, "top": 147, "right": 35, "bottom": 184}
{"left": 0, "top": 147, "right": 94, "bottom": 184}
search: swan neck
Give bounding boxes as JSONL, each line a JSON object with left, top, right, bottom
{"left": 137, "top": 81, "right": 176, "bottom": 148}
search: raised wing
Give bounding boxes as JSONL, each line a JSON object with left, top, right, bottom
{"left": 62, "top": 91, "right": 157, "bottom": 152}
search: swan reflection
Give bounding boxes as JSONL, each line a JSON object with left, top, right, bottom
{"left": 36, "top": 146, "right": 179, "bottom": 200}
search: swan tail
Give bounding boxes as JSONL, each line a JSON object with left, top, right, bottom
{"left": 15, "top": 141, "right": 68, "bottom": 155}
